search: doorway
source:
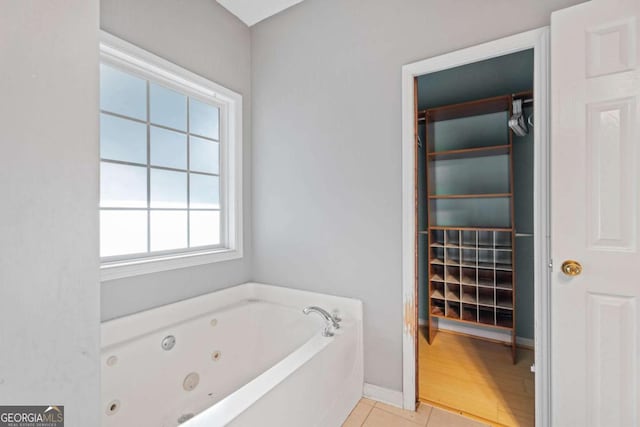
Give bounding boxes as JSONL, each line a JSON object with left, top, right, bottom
{"left": 416, "top": 49, "right": 534, "bottom": 426}
{"left": 401, "top": 28, "right": 551, "bottom": 427}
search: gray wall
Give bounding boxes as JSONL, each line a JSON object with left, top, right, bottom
{"left": 0, "top": 1, "right": 100, "bottom": 424}
{"left": 251, "top": 0, "right": 584, "bottom": 392}
{"left": 513, "top": 107, "right": 535, "bottom": 339}
{"left": 100, "top": 0, "right": 253, "bottom": 320}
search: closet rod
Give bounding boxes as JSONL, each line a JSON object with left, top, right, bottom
{"left": 512, "top": 90, "right": 534, "bottom": 105}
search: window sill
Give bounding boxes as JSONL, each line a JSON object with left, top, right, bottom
{"left": 100, "top": 247, "right": 243, "bottom": 282}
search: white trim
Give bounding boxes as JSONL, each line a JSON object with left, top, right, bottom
{"left": 98, "top": 31, "right": 243, "bottom": 281}
{"left": 419, "top": 318, "right": 535, "bottom": 348}
{"left": 400, "top": 60, "right": 417, "bottom": 412}
{"left": 531, "top": 28, "right": 551, "bottom": 427}
{"left": 363, "top": 383, "right": 403, "bottom": 409}
{"left": 100, "top": 32, "right": 241, "bottom": 105}
{"left": 401, "top": 27, "right": 551, "bottom": 427}
{"left": 100, "top": 247, "right": 243, "bottom": 281}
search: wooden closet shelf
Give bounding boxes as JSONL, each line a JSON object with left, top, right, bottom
{"left": 444, "top": 274, "right": 460, "bottom": 284}
{"left": 497, "top": 302, "right": 514, "bottom": 310}
{"left": 459, "top": 244, "right": 512, "bottom": 251}
{"left": 427, "top": 144, "right": 510, "bottom": 160}
{"left": 426, "top": 94, "right": 511, "bottom": 122}
{"left": 431, "top": 306, "right": 445, "bottom": 316}
{"left": 461, "top": 293, "right": 477, "bottom": 304}
{"left": 429, "top": 193, "right": 511, "bottom": 200}
{"left": 445, "top": 290, "right": 460, "bottom": 301}
{"left": 430, "top": 289, "right": 445, "bottom": 300}
{"left": 429, "top": 313, "right": 514, "bottom": 331}
{"left": 512, "top": 90, "right": 534, "bottom": 100}
{"left": 429, "top": 226, "right": 513, "bottom": 231}
{"left": 460, "top": 276, "right": 476, "bottom": 285}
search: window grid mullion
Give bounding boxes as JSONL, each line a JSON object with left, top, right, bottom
{"left": 101, "top": 207, "right": 220, "bottom": 212}
{"left": 100, "top": 158, "right": 220, "bottom": 178}
{"left": 100, "top": 109, "right": 220, "bottom": 143}
{"left": 186, "top": 96, "right": 191, "bottom": 249}
{"left": 146, "top": 80, "right": 151, "bottom": 253}
{"left": 218, "top": 105, "right": 225, "bottom": 247}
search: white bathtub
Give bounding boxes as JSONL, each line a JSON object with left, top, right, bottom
{"left": 101, "top": 282, "right": 363, "bottom": 427}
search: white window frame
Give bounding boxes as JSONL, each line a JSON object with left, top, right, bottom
{"left": 99, "top": 31, "right": 243, "bottom": 282}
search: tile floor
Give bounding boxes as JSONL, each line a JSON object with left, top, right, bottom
{"left": 342, "top": 398, "right": 489, "bottom": 427}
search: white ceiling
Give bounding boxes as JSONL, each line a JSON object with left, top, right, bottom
{"left": 216, "top": 0, "right": 305, "bottom": 26}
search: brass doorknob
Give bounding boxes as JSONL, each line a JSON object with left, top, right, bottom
{"left": 561, "top": 260, "right": 582, "bottom": 276}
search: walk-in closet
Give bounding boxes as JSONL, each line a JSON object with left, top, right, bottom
{"left": 416, "top": 49, "right": 536, "bottom": 426}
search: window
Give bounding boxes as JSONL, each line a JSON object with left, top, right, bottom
{"left": 99, "top": 32, "right": 243, "bottom": 281}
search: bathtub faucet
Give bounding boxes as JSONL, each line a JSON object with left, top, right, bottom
{"left": 302, "top": 306, "right": 341, "bottom": 337}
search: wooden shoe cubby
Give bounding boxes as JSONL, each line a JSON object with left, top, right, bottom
{"left": 427, "top": 227, "right": 516, "bottom": 361}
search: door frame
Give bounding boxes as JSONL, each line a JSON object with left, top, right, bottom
{"left": 400, "top": 27, "right": 551, "bottom": 426}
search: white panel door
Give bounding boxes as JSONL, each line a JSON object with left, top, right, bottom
{"left": 551, "top": 0, "right": 640, "bottom": 425}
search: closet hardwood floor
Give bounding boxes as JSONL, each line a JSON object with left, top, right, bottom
{"left": 418, "top": 327, "right": 534, "bottom": 427}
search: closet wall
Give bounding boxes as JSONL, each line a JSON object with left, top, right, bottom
{"left": 417, "top": 50, "right": 535, "bottom": 340}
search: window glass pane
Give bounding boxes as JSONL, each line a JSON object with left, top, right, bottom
{"left": 189, "top": 98, "right": 219, "bottom": 140}
{"left": 100, "top": 162, "right": 147, "bottom": 208}
{"left": 100, "top": 64, "right": 146, "bottom": 120}
{"left": 100, "top": 113, "right": 147, "bottom": 164}
{"left": 190, "top": 211, "right": 221, "bottom": 247}
{"left": 190, "top": 136, "right": 219, "bottom": 174}
{"left": 190, "top": 174, "right": 219, "bottom": 208}
{"left": 150, "top": 169, "right": 187, "bottom": 208}
{"left": 99, "top": 59, "right": 235, "bottom": 260}
{"left": 150, "top": 83, "right": 187, "bottom": 131}
{"left": 100, "top": 210, "right": 147, "bottom": 257}
{"left": 150, "top": 126, "right": 187, "bottom": 169}
{"left": 150, "top": 210, "right": 187, "bottom": 251}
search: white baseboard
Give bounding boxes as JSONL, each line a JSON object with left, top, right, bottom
{"left": 418, "top": 317, "right": 535, "bottom": 348}
{"left": 363, "top": 383, "right": 403, "bottom": 408}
